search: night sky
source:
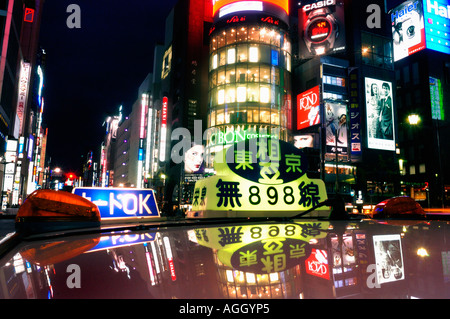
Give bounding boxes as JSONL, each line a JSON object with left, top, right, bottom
{"left": 38, "top": 0, "right": 179, "bottom": 174}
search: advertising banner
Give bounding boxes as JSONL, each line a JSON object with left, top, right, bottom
{"left": 298, "top": 0, "right": 346, "bottom": 58}
{"left": 297, "top": 85, "right": 321, "bottom": 130}
{"left": 391, "top": 0, "right": 426, "bottom": 61}
{"left": 423, "top": 0, "right": 450, "bottom": 55}
{"left": 325, "top": 101, "right": 348, "bottom": 154}
{"left": 373, "top": 234, "right": 405, "bottom": 284}
{"left": 430, "top": 76, "right": 445, "bottom": 120}
{"left": 365, "top": 77, "right": 395, "bottom": 151}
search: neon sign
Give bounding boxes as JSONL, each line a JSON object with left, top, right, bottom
{"left": 24, "top": 8, "right": 34, "bottom": 22}
{"left": 160, "top": 97, "right": 168, "bottom": 162}
{"left": 212, "top": 0, "right": 289, "bottom": 17}
{"left": 297, "top": 86, "right": 321, "bottom": 130}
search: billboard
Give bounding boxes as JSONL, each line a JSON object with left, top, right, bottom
{"left": 212, "top": 0, "right": 289, "bottom": 18}
{"left": 391, "top": 0, "right": 426, "bottom": 61}
{"left": 365, "top": 78, "right": 395, "bottom": 151}
{"left": 373, "top": 234, "right": 405, "bottom": 285}
{"left": 325, "top": 101, "right": 348, "bottom": 154}
{"left": 298, "top": 0, "right": 346, "bottom": 58}
{"left": 392, "top": 0, "right": 450, "bottom": 60}
{"left": 423, "top": 0, "right": 450, "bottom": 55}
{"left": 297, "top": 85, "right": 321, "bottom": 130}
{"left": 430, "top": 76, "right": 444, "bottom": 120}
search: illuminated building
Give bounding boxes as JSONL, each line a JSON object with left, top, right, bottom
{"left": 388, "top": 0, "right": 450, "bottom": 207}
{"left": 293, "top": 0, "right": 399, "bottom": 205}
{"left": 205, "top": 0, "right": 292, "bottom": 164}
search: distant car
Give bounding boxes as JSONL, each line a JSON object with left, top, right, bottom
{"left": 0, "top": 189, "right": 449, "bottom": 301}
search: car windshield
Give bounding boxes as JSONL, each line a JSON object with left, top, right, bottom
{"left": 1, "top": 216, "right": 449, "bottom": 299}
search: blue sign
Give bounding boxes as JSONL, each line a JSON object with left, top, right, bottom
{"left": 89, "top": 232, "right": 156, "bottom": 252}
{"left": 73, "top": 187, "right": 160, "bottom": 220}
{"left": 424, "top": 0, "right": 450, "bottom": 55}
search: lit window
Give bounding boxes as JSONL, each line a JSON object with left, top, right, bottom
{"left": 249, "top": 46, "right": 259, "bottom": 62}
{"left": 260, "top": 86, "right": 270, "bottom": 103}
{"left": 226, "top": 88, "right": 235, "bottom": 103}
{"left": 227, "top": 48, "right": 236, "bottom": 64}
{"left": 218, "top": 89, "right": 225, "bottom": 104}
{"left": 237, "top": 86, "right": 246, "bottom": 102}
{"left": 212, "top": 54, "right": 218, "bottom": 69}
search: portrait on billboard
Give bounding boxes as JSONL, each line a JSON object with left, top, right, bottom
{"left": 391, "top": 0, "right": 425, "bottom": 61}
{"left": 293, "top": 134, "right": 315, "bottom": 149}
{"left": 184, "top": 143, "right": 205, "bottom": 174}
{"left": 325, "top": 102, "right": 347, "bottom": 154}
{"left": 298, "top": 0, "right": 346, "bottom": 59}
{"left": 373, "top": 234, "right": 405, "bottom": 285}
{"left": 365, "top": 78, "right": 395, "bottom": 151}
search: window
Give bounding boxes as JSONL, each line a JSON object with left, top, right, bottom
{"left": 249, "top": 46, "right": 259, "bottom": 62}
{"left": 360, "top": 31, "right": 393, "bottom": 69}
{"left": 227, "top": 47, "right": 236, "bottom": 64}
{"left": 237, "top": 86, "right": 246, "bottom": 102}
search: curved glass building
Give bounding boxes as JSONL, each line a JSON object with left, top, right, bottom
{"left": 206, "top": 1, "right": 292, "bottom": 165}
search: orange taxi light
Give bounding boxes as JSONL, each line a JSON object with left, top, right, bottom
{"left": 16, "top": 189, "right": 100, "bottom": 221}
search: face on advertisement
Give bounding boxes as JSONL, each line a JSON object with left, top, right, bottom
{"left": 293, "top": 135, "right": 314, "bottom": 148}
{"left": 184, "top": 144, "right": 204, "bottom": 173}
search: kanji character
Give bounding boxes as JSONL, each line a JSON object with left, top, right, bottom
{"left": 216, "top": 179, "right": 242, "bottom": 208}
{"left": 218, "top": 226, "right": 243, "bottom": 247}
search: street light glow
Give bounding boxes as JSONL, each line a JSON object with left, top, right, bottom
{"left": 407, "top": 114, "right": 421, "bottom": 125}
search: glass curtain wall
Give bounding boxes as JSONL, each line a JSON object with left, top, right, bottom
{"left": 206, "top": 23, "right": 292, "bottom": 164}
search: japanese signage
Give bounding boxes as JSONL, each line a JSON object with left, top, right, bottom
{"left": 160, "top": 97, "right": 168, "bottom": 161}
{"left": 348, "top": 69, "right": 362, "bottom": 161}
{"left": 16, "top": 61, "right": 31, "bottom": 135}
{"left": 365, "top": 78, "right": 395, "bottom": 151}
{"left": 298, "top": 0, "right": 346, "bottom": 58}
{"left": 73, "top": 187, "right": 160, "bottom": 221}
{"left": 430, "top": 76, "right": 445, "bottom": 120}
{"left": 194, "top": 221, "right": 329, "bottom": 273}
{"left": 189, "top": 138, "right": 328, "bottom": 217}
{"left": 297, "top": 85, "right": 321, "bottom": 130}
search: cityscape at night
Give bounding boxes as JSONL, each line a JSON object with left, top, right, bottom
{"left": 1, "top": 0, "right": 450, "bottom": 303}
{"left": 0, "top": 0, "right": 448, "bottom": 214}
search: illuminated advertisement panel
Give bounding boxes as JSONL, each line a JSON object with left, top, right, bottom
{"left": 325, "top": 101, "right": 348, "bottom": 154}
{"left": 160, "top": 97, "right": 168, "bottom": 162}
{"left": 430, "top": 76, "right": 445, "bottom": 120}
{"left": 297, "top": 85, "right": 321, "bottom": 130}
{"left": 16, "top": 61, "right": 31, "bottom": 134}
{"left": 423, "top": 0, "right": 450, "bottom": 55}
{"left": 373, "top": 234, "right": 405, "bottom": 285}
{"left": 184, "top": 144, "right": 205, "bottom": 174}
{"left": 299, "top": 0, "right": 346, "bottom": 58}
{"left": 391, "top": 0, "right": 426, "bottom": 61}
{"left": 365, "top": 77, "right": 395, "bottom": 151}
{"left": 212, "top": 0, "right": 289, "bottom": 17}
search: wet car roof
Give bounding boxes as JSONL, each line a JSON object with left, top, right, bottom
{"left": 1, "top": 216, "right": 449, "bottom": 299}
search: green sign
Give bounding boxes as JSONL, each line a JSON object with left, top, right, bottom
{"left": 430, "top": 77, "right": 444, "bottom": 121}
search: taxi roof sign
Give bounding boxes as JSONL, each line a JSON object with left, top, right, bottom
{"left": 73, "top": 187, "right": 160, "bottom": 222}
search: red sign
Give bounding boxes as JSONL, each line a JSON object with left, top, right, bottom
{"left": 161, "top": 96, "right": 168, "bottom": 126}
{"left": 305, "top": 249, "right": 329, "bottom": 280}
{"left": 24, "top": 8, "right": 34, "bottom": 22}
{"left": 297, "top": 85, "right": 320, "bottom": 130}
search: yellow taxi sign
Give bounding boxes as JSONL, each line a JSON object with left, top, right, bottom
{"left": 188, "top": 139, "right": 329, "bottom": 218}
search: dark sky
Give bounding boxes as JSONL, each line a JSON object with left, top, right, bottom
{"left": 39, "top": 0, "right": 179, "bottom": 174}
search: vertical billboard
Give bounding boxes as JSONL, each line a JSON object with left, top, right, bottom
{"left": 430, "top": 76, "right": 444, "bottom": 120}
{"left": 298, "top": 0, "right": 346, "bottom": 59}
{"left": 365, "top": 78, "right": 395, "bottom": 151}
{"left": 325, "top": 102, "right": 348, "bottom": 154}
{"left": 297, "top": 85, "right": 321, "bottom": 130}
{"left": 391, "top": 0, "right": 426, "bottom": 61}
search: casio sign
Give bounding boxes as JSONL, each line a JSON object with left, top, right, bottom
{"left": 303, "top": 0, "right": 336, "bottom": 12}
